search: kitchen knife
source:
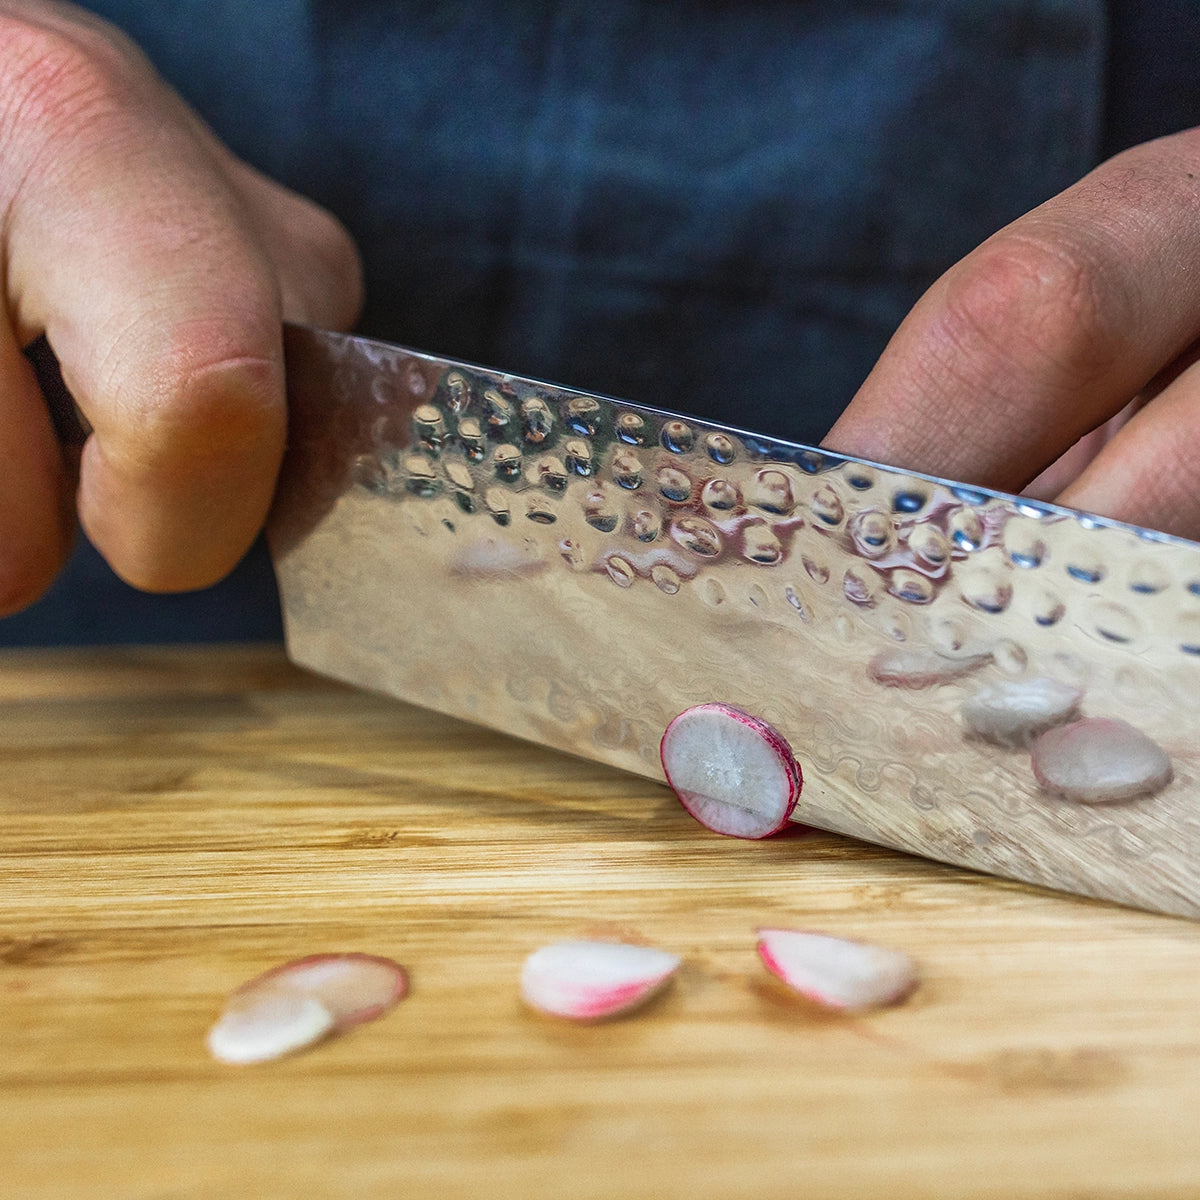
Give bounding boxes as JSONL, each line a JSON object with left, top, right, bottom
{"left": 268, "top": 324, "right": 1200, "bottom": 918}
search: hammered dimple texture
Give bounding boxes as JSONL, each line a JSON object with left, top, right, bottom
{"left": 269, "top": 327, "right": 1200, "bottom": 918}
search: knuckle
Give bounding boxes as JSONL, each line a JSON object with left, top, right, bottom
{"left": 937, "top": 230, "right": 1127, "bottom": 397}
{"left": 0, "top": 17, "right": 137, "bottom": 144}
{"left": 98, "top": 316, "right": 286, "bottom": 481}
{"left": 171, "top": 348, "right": 286, "bottom": 461}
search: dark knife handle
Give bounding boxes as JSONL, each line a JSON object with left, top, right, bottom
{"left": 24, "top": 335, "right": 92, "bottom": 447}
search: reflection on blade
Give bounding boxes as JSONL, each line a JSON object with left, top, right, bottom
{"left": 268, "top": 324, "right": 1200, "bottom": 918}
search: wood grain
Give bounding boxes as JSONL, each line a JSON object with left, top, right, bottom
{"left": 4, "top": 644, "right": 1200, "bottom": 1199}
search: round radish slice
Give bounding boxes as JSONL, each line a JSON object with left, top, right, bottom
{"left": 1031, "top": 717, "right": 1172, "bottom": 803}
{"left": 207, "top": 990, "right": 336, "bottom": 1065}
{"left": 961, "top": 677, "right": 1082, "bottom": 746}
{"left": 208, "top": 953, "right": 408, "bottom": 1064}
{"left": 520, "top": 940, "right": 681, "bottom": 1021}
{"left": 237, "top": 953, "right": 409, "bottom": 1030}
{"left": 868, "top": 646, "right": 992, "bottom": 689}
{"left": 756, "top": 928, "right": 917, "bottom": 1013}
{"left": 660, "top": 703, "right": 801, "bottom": 838}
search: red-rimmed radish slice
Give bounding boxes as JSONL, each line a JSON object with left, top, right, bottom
{"left": 207, "top": 953, "right": 408, "bottom": 1064}
{"left": 520, "top": 940, "right": 681, "bottom": 1021}
{"left": 868, "top": 646, "right": 992, "bottom": 689}
{"left": 660, "top": 703, "right": 801, "bottom": 839}
{"left": 961, "top": 677, "right": 1082, "bottom": 746}
{"left": 756, "top": 928, "right": 917, "bottom": 1013}
{"left": 238, "top": 953, "right": 409, "bottom": 1030}
{"left": 207, "top": 991, "right": 336, "bottom": 1065}
{"left": 1031, "top": 717, "right": 1172, "bottom": 803}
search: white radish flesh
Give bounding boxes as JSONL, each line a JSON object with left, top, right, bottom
{"left": 520, "top": 940, "right": 681, "bottom": 1021}
{"left": 962, "top": 677, "right": 1082, "bottom": 746}
{"left": 1031, "top": 717, "right": 1172, "bottom": 803}
{"left": 660, "top": 703, "right": 801, "bottom": 839}
{"left": 207, "top": 953, "right": 408, "bottom": 1065}
{"left": 756, "top": 928, "right": 917, "bottom": 1013}
{"left": 240, "top": 953, "right": 409, "bottom": 1029}
{"left": 207, "top": 991, "right": 336, "bottom": 1065}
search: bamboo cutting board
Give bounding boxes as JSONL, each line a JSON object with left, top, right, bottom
{"left": 3, "top": 644, "right": 1200, "bottom": 1200}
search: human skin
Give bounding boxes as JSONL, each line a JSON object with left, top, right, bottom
{"left": 824, "top": 130, "right": 1200, "bottom": 540}
{"left": 0, "top": 0, "right": 362, "bottom": 612}
{"left": 2, "top": 3, "right": 1197, "bottom": 622}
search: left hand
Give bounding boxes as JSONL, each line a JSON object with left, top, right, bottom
{"left": 822, "top": 129, "right": 1200, "bottom": 539}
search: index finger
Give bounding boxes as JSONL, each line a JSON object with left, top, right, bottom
{"left": 821, "top": 130, "right": 1200, "bottom": 511}
{"left": 3, "top": 16, "right": 287, "bottom": 592}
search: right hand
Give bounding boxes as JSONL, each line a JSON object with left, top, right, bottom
{"left": 0, "top": 0, "right": 363, "bottom": 612}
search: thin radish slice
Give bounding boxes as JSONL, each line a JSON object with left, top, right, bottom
{"left": 520, "top": 940, "right": 681, "bottom": 1021}
{"left": 961, "top": 677, "right": 1082, "bottom": 746}
{"left": 660, "top": 703, "right": 801, "bottom": 838}
{"left": 868, "top": 646, "right": 991, "bottom": 689}
{"left": 235, "top": 953, "right": 409, "bottom": 1030}
{"left": 208, "top": 953, "right": 408, "bottom": 1064}
{"left": 756, "top": 928, "right": 917, "bottom": 1013}
{"left": 1031, "top": 717, "right": 1172, "bottom": 803}
{"left": 207, "top": 991, "right": 336, "bottom": 1065}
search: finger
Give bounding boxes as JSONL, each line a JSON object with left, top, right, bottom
{"left": 3, "top": 20, "right": 290, "bottom": 592}
{"left": 822, "top": 130, "right": 1200, "bottom": 493}
{"left": 226, "top": 160, "right": 364, "bottom": 330}
{"left": 0, "top": 319, "right": 74, "bottom": 613}
{"left": 5, "top": 3, "right": 364, "bottom": 335}
{"left": 1024, "top": 340, "right": 1200, "bottom": 502}
{"left": 1056, "top": 364, "right": 1200, "bottom": 538}
{"left": 1020, "top": 399, "right": 1139, "bottom": 501}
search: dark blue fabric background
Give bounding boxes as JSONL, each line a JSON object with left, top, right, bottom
{"left": 4, "top": 0, "right": 1199, "bottom": 644}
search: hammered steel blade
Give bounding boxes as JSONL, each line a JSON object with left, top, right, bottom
{"left": 268, "top": 324, "right": 1200, "bottom": 918}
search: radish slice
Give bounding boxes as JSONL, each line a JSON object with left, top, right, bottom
{"left": 207, "top": 991, "right": 336, "bottom": 1065}
{"left": 520, "top": 940, "right": 681, "bottom": 1021}
{"left": 868, "top": 646, "right": 992, "bottom": 688}
{"left": 237, "top": 953, "right": 409, "bottom": 1030}
{"left": 756, "top": 928, "right": 917, "bottom": 1013}
{"left": 208, "top": 953, "right": 408, "bottom": 1064}
{"left": 961, "top": 677, "right": 1082, "bottom": 746}
{"left": 659, "top": 703, "right": 801, "bottom": 838}
{"left": 1031, "top": 717, "right": 1172, "bottom": 803}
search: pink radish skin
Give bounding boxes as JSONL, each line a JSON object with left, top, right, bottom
{"left": 1031, "top": 717, "right": 1172, "bottom": 803}
{"left": 207, "top": 953, "right": 408, "bottom": 1065}
{"left": 660, "top": 703, "right": 801, "bottom": 839}
{"left": 520, "top": 940, "right": 681, "bottom": 1021}
{"left": 232, "top": 953, "right": 409, "bottom": 1030}
{"left": 757, "top": 928, "right": 917, "bottom": 1013}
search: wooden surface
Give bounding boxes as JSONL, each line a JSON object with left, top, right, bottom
{"left": 5, "top": 646, "right": 1200, "bottom": 1199}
